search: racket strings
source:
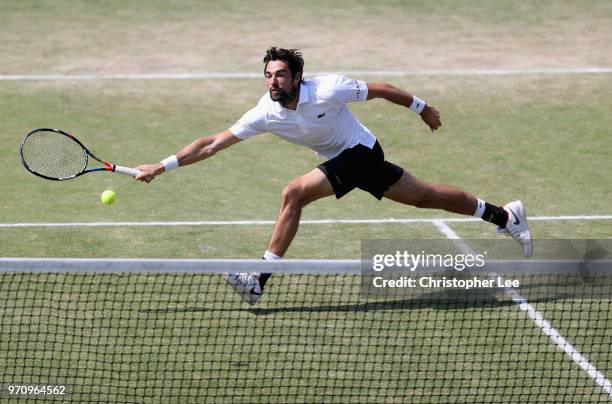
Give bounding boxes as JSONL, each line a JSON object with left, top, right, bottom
{"left": 21, "top": 131, "right": 87, "bottom": 179}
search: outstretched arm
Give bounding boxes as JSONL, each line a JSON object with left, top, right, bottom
{"left": 135, "top": 130, "right": 241, "bottom": 182}
{"left": 366, "top": 82, "right": 441, "bottom": 132}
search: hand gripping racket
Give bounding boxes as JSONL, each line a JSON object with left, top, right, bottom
{"left": 20, "top": 128, "right": 141, "bottom": 181}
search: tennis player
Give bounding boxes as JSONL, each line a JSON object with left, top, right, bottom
{"left": 135, "top": 47, "right": 533, "bottom": 305}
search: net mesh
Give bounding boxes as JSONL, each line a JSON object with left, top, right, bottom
{"left": 20, "top": 130, "right": 87, "bottom": 179}
{"left": 0, "top": 262, "right": 610, "bottom": 403}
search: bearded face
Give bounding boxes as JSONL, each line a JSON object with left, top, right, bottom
{"left": 265, "top": 60, "right": 301, "bottom": 105}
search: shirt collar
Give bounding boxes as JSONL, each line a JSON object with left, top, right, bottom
{"left": 297, "top": 81, "right": 309, "bottom": 105}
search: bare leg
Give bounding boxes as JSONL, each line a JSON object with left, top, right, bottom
{"left": 383, "top": 170, "right": 477, "bottom": 215}
{"left": 267, "top": 168, "right": 335, "bottom": 257}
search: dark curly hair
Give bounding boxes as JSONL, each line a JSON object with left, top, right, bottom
{"left": 263, "top": 47, "right": 304, "bottom": 81}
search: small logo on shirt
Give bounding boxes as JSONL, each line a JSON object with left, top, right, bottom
{"left": 317, "top": 113, "right": 326, "bottom": 118}
{"left": 355, "top": 80, "right": 361, "bottom": 99}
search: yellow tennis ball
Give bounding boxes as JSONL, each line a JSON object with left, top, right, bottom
{"left": 101, "top": 189, "right": 116, "bottom": 205}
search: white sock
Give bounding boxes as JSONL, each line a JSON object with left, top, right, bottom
{"left": 473, "top": 198, "right": 486, "bottom": 218}
{"left": 263, "top": 250, "right": 282, "bottom": 260}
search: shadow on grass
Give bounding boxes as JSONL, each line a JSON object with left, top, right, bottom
{"left": 139, "top": 285, "right": 579, "bottom": 317}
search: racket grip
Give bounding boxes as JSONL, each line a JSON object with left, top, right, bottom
{"left": 113, "top": 165, "right": 141, "bottom": 177}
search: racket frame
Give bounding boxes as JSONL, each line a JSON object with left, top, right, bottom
{"left": 20, "top": 128, "right": 139, "bottom": 181}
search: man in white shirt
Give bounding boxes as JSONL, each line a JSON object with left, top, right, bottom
{"left": 135, "top": 47, "right": 532, "bottom": 305}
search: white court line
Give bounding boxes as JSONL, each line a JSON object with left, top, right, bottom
{"left": 1, "top": 67, "right": 611, "bottom": 81}
{"left": 432, "top": 219, "right": 464, "bottom": 240}
{"left": 432, "top": 220, "right": 612, "bottom": 396}
{"left": 1, "top": 214, "right": 611, "bottom": 228}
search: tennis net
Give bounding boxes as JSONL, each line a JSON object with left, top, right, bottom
{"left": 0, "top": 258, "right": 610, "bottom": 403}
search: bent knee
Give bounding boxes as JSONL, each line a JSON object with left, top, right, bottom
{"left": 280, "top": 182, "right": 306, "bottom": 208}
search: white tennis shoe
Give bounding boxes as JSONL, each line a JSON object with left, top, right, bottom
{"left": 497, "top": 200, "right": 533, "bottom": 258}
{"left": 224, "top": 272, "right": 263, "bottom": 305}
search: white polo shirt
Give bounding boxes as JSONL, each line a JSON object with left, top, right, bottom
{"left": 229, "top": 74, "right": 376, "bottom": 159}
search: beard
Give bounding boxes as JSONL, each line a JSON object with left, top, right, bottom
{"left": 269, "top": 85, "right": 298, "bottom": 103}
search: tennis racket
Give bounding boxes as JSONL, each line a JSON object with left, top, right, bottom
{"left": 20, "top": 128, "right": 141, "bottom": 181}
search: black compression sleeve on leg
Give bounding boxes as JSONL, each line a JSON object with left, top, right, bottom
{"left": 259, "top": 257, "right": 272, "bottom": 289}
{"left": 483, "top": 203, "right": 509, "bottom": 228}
{"left": 259, "top": 273, "right": 272, "bottom": 289}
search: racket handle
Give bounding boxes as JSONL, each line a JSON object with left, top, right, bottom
{"left": 113, "top": 165, "right": 141, "bottom": 177}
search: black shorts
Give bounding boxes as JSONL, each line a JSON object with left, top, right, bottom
{"left": 317, "top": 141, "right": 404, "bottom": 200}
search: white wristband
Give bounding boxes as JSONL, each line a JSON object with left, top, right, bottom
{"left": 161, "top": 155, "right": 179, "bottom": 172}
{"left": 409, "top": 96, "right": 426, "bottom": 114}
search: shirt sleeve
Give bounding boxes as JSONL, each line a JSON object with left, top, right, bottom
{"left": 228, "top": 105, "right": 268, "bottom": 139}
{"left": 322, "top": 74, "right": 369, "bottom": 106}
